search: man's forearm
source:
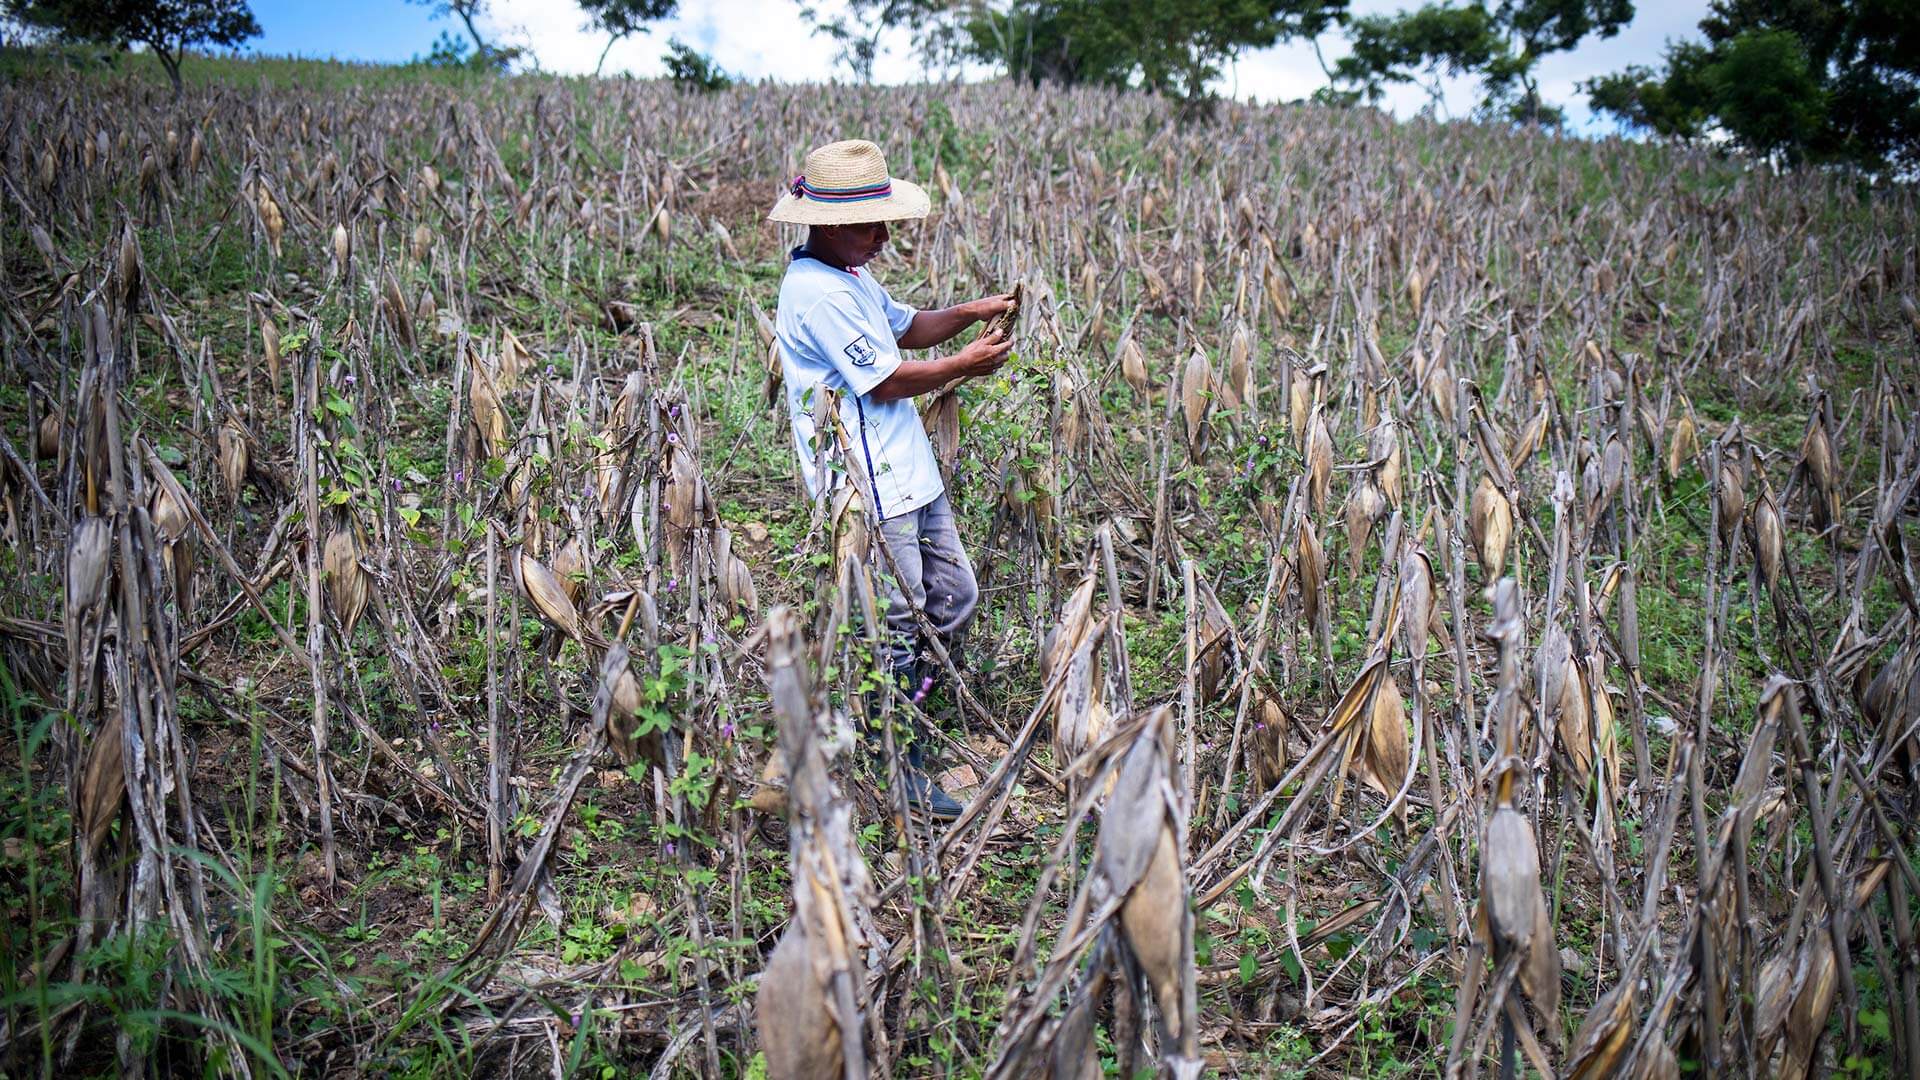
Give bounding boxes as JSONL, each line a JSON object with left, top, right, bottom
{"left": 896, "top": 305, "right": 980, "bottom": 350}
{"left": 869, "top": 354, "right": 975, "bottom": 403}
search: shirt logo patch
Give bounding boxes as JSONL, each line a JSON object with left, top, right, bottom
{"left": 843, "top": 335, "right": 878, "bottom": 367}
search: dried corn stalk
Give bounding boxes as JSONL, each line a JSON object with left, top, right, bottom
{"left": 755, "top": 607, "right": 874, "bottom": 1080}
{"left": 1097, "top": 707, "right": 1197, "bottom": 1068}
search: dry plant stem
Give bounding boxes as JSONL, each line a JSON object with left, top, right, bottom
{"left": 1778, "top": 682, "right": 1860, "bottom": 1051}
{"left": 485, "top": 527, "right": 503, "bottom": 901}
{"left": 1692, "top": 442, "right": 1724, "bottom": 1071}
{"left": 1215, "top": 554, "right": 1279, "bottom": 831}
{"left": 1182, "top": 558, "right": 1198, "bottom": 805}
{"left": 296, "top": 340, "right": 338, "bottom": 885}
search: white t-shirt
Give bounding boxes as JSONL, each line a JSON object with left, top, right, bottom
{"left": 776, "top": 250, "right": 944, "bottom": 520}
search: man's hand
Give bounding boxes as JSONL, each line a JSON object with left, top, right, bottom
{"left": 965, "top": 292, "right": 1017, "bottom": 322}
{"left": 869, "top": 326, "right": 1013, "bottom": 402}
{"left": 898, "top": 292, "right": 1016, "bottom": 350}
{"left": 956, "top": 326, "right": 1013, "bottom": 378}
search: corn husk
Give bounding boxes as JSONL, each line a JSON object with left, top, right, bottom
{"left": 1119, "top": 337, "right": 1149, "bottom": 394}
{"left": 68, "top": 515, "right": 113, "bottom": 617}
{"left": 217, "top": 419, "right": 249, "bottom": 497}
{"left": 78, "top": 712, "right": 126, "bottom": 856}
{"left": 469, "top": 366, "right": 505, "bottom": 456}
{"left": 1427, "top": 360, "right": 1455, "bottom": 426}
{"left": 757, "top": 922, "right": 844, "bottom": 1076}
{"left": 1371, "top": 417, "right": 1402, "bottom": 504}
{"left": 1469, "top": 476, "right": 1512, "bottom": 577}
{"left": 1780, "top": 932, "right": 1837, "bottom": 1080}
{"left": 1304, "top": 407, "right": 1332, "bottom": 515}
{"left": 323, "top": 523, "right": 369, "bottom": 637}
{"left": 516, "top": 548, "right": 580, "bottom": 642}
{"left": 1509, "top": 404, "right": 1548, "bottom": 467}
{"left": 1041, "top": 574, "right": 1100, "bottom": 686}
{"left": 721, "top": 549, "right": 759, "bottom": 617}
{"left": 1799, "top": 417, "right": 1840, "bottom": 530}
{"left": 923, "top": 388, "right": 960, "bottom": 473}
{"left": 1343, "top": 478, "right": 1386, "bottom": 577}
{"left": 1224, "top": 322, "right": 1252, "bottom": 410}
{"left": 1482, "top": 800, "right": 1560, "bottom": 1021}
{"left": 551, "top": 535, "right": 586, "bottom": 603}
{"left": 1582, "top": 654, "right": 1620, "bottom": 795}
{"left": 1400, "top": 549, "right": 1435, "bottom": 660}
{"left": 261, "top": 318, "right": 282, "bottom": 390}
{"left": 1097, "top": 709, "right": 1191, "bottom": 1048}
{"left": 1566, "top": 982, "right": 1636, "bottom": 1080}
{"left": 1052, "top": 622, "right": 1110, "bottom": 763}
{"left": 257, "top": 187, "right": 284, "bottom": 256}
{"left": 37, "top": 411, "right": 61, "bottom": 460}
{"left": 1665, "top": 407, "right": 1697, "bottom": 478}
{"left": 1297, "top": 517, "right": 1326, "bottom": 631}
{"left": 984, "top": 281, "right": 1023, "bottom": 340}
{"left": 1720, "top": 455, "right": 1751, "bottom": 541}
{"left": 1751, "top": 486, "right": 1785, "bottom": 588}
{"left": 605, "top": 659, "right": 648, "bottom": 764}
{"left": 830, "top": 484, "right": 869, "bottom": 577}
{"left": 1182, "top": 344, "right": 1211, "bottom": 461}
{"left": 1360, "top": 673, "right": 1410, "bottom": 805}
{"left": 1249, "top": 692, "right": 1290, "bottom": 791}
{"left": 1289, "top": 372, "right": 1313, "bottom": 446}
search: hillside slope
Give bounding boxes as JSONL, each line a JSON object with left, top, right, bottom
{"left": 1, "top": 53, "right": 1916, "bottom": 1078}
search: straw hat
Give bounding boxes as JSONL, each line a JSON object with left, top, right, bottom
{"left": 767, "top": 139, "right": 931, "bottom": 226}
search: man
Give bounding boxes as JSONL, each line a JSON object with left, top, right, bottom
{"left": 769, "top": 138, "right": 1013, "bottom": 819}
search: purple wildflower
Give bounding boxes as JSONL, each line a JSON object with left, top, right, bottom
{"left": 454, "top": 469, "right": 465, "bottom": 485}
{"left": 666, "top": 432, "right": 680, "bottom": 445}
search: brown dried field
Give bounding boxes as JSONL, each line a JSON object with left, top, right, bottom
{"left": 1, "top": 52, "right": 1917, "bottom": 1079}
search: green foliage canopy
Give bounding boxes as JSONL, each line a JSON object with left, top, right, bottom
{"left": 3, "top": 0, "right": 260, "bottom": 94}
{"left": 802, "top": 0, "right": 1347, "bottom": 103}
{"left": 963, "top": 0, "right": 1349, "bottom": 102}
{"left": 662, "top": 38, "right": 731, "bottom": 92}
{"left": 577, "top": 0, "right": 678, "bottom": 76}
{"left": 1586, "top": 0, "right": 1920, "bottom": 170}
{"left": 1333, "top": 0, "right": 1633, "bottom": 123}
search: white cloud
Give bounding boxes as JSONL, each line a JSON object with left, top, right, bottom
{"left": 484, "top": 0, "right": 1713, "bottom": 132}
{"left": 479, "top": 0, "right": 943, "bottom": 82}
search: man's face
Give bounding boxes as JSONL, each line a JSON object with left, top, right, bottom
{"left": 825, "top": 221, "right": 890, "bottom": 267}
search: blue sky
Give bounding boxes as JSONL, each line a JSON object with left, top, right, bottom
{"left": 241, "top": 0, "right": 1710, "bottom": 131}
{"left": 246, "top": 0, "right": 445, "bottom": 64}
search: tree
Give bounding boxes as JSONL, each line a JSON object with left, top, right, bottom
{"left": 800, "top": 0, "right": 1346, "bottom": 102}
{"left": 1587, "top": 0, "right": 1920, "bottom": 171}
{"left": 3, "top": 0, "right": 260, "bottom": 95}
{"left": 662, "top": 37, "right": 730, "bottom": 92}
{"left": 577, "top": 0, "right": 677, "bottom": 77}
{"left": 1333, "top": 0, "right": 1633, "bottom": 123}
{"left": 797, "top": 0, "right": 948, "bottom": 84}
{"left": 964, "top": 0, "right": 1349, "bottom": 104}
{"left": 1331, "top": 3, "right": 1502, "bottom": 113}
{"left": 405, "top": 0, "right": 520, "bottom": 72}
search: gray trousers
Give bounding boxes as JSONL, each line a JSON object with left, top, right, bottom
{"left": 877, "top": 494, "right": 980, "bottom": 675}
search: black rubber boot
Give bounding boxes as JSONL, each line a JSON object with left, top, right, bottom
{"left": 864, "top": 657, "right": 962, "bottom": 821}
{"left": 902, "top": 741, "right": 963, "bottom": 820}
